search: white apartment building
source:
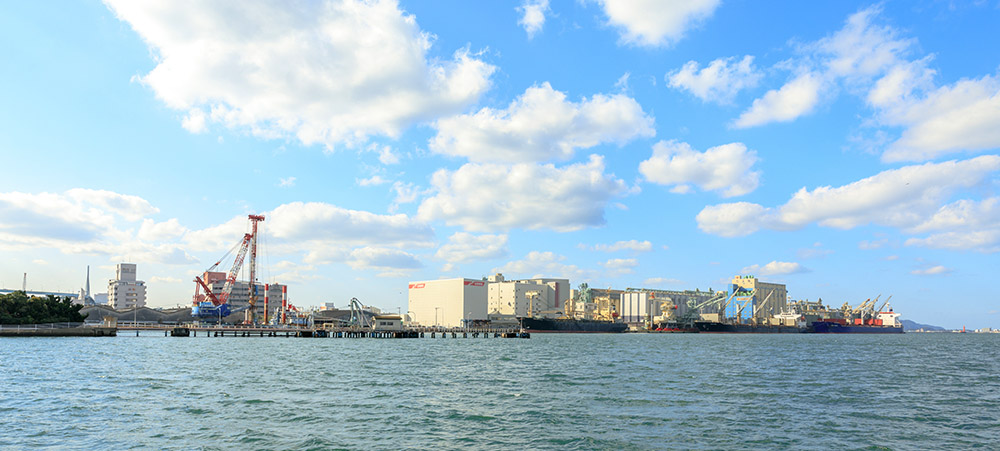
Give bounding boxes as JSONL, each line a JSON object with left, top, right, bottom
{"left": 108, "top": 263, "right": 146, "bottom": 310}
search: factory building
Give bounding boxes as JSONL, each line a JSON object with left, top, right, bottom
{"left": 620, "top": 288, "right": 719, "bottom": 324}
{"left": 194, "top": 271, "right": 286, "bottom": 321}
{"left": 725, "top": 275, "right": 787, "bottom": 321}
{"left": 407, "top": 277, "right": 487, "bottom": 328}
{"left": 108, "top": 263, "right": 146, "bottom": 310}
{"left": 487, "top": 274, "right": 569, "bottom": 319}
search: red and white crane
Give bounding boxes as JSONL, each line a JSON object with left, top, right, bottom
{"left": 192, "top": 214, "right": 265, "bottom": 323}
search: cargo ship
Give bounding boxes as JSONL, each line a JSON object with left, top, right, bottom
{"left": 810, "top": 307, "right": 903, "bottom": 333}
{"left": 520, "top": 317, "right": 628, "bottom": 333}
{"left": 695, "top": 321, "right": 806, "bottom": 333}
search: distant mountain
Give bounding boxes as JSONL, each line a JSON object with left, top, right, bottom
{"left": 901, "top": 319, "right": 946, "bottom": 331}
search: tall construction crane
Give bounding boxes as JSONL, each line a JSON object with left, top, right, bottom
{"left": 192, "top": 214, "right": 265, "bottom": 323}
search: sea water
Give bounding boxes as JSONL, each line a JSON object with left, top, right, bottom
{"left": 1, "top": 333, "right": 997, "bottom": 450}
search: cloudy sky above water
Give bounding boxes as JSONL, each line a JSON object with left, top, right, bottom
{"left": 1, "top": 1, "right": 998, "bottom": 328}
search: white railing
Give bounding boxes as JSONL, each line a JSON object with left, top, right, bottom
{"left": 0, "top": 322, "right": 86, "bottom": 331}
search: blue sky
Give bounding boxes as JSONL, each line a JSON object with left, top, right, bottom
{"left": 1, "top": 1, "right": 998, "bottom": 328}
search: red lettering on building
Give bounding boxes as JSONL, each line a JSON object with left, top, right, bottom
{"left": 463, "top": 281, "right": 485, "bottom": 286}
{"left": 409, "top": 283, "right": 425, "bottom": 289}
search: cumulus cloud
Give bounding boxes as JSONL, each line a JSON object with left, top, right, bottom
{"left": 733, "top": 72, "right": 823, "bottom": 128}
{"left": 105, "top": 0, "right": 495, "bottom": 149}
{"left": 435, "top": 232, "right": 508, "bottom": 263}
{"left": 267, "top": 202, "right": 433, "bottom": 247}
{"left": 591, "top": 240, "right": 652, "bottom": 252}
{"left": 903, "top": 198, "right": 1000, "bottom": 252}
{"left": 518, "top": 0, "right": 549, "bottom": 38}
{"left": 0, "top": 190, "right": 197, "bottom": 265}
{"left": 493, "top": 251, "right": 589, "bottom": 280}
{"left": 880, "top": 74, "right": 1000, "bottom": 162}
{"left": 639, "top": 140, "right": 760, "bottom": 197}
{"left": 137, "top": 218, "right": 187, "bottom": 242}
{"left": 697, "top": 156, "right": 1000, "bottom": 239}
{"left": 695, "top": 202, "right": 768, "bottom": 237}
{"left": 347, "top": 247, "right": 422, "bottom": 271}
{"left": 740, "top": 261, "right": 808, "bottom": 276}
{"left": 417, "top": 155, "right": 627, "bottom": 232}
{"left": 597, "top": 0, "right": 720, "bottom": 47}
{"left": 430, "top": 82, "right": 654, "bottom": 163}
{"left": 601, "top": 258, "right": 638, "bottom": 276}
{"left": 667, "top": 56, "right": 762, "bottom": 104}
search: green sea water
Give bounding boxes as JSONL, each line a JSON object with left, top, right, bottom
{"left": 1, "top": 333, "right": 997, "bottom": 450}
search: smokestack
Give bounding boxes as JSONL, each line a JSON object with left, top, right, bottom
{"left": 22, "top": 273, "right": 26, "bottom": 292}
{"left": 85, "top": 266, "right": 91, "bottom": 298}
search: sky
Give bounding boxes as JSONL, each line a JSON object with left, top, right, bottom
{"left": 1, "top": 0, "right": 998, "bottom": 328}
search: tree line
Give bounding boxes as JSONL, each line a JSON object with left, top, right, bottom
{"left": 0, "top": 291, "right": 88, "bottom": 324}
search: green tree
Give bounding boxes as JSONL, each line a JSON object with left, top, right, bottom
{"left": 0, "top": 291, "right": 87, "bottom": 324}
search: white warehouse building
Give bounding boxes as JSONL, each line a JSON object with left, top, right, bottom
{"left": 407, "top": 278, "right": 488, "bottom": 328}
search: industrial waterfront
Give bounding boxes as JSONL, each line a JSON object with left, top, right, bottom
{"left": 2, "top": 333, "right": 997, "bottom": 450}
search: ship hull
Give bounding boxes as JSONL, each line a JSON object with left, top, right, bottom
{"left": 695, "top": 322, "right": 806, "bottom": 333}
{"left": 520, "top": 317, "right": 628, "bottom": 333}
{"left": 811, "top": 322, "right": 904, "bottom": 333}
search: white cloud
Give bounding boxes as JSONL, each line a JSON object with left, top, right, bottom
{"left": 639, "top": 140, "right": 760, "bottom": 197}
{"left": 181, "top": 108, "right": 207, "bottom": 133}
{"left": 493, "top": 251, "right": 588, "bottom": 280}
{"left": 417, "top": 155, "right": 627, "bottom": 232}
{"left": 697, "top": 156, "right": 1000, "bottom": 238}
{"left": 667, "top": 56, "right": 762, "bottom": 104}
{"left": 601, "top": 257, "right": 638, "bottom": 276}
{"left": 903, "top": 198, "right": 1000, "bottom": 252}
{"left": 378, "top": 146, "right": 400, "bottom": 165}
{"left": 643, "top": 277, "right": 683, "bottom": 286}
{"left": 278, "top": 177, "right": 296, "bottom": 188}
{"left": 911, "top": 265, "right": 951, "bottom": 276}
{"left": 695, "top": 202, "right": 768, "bottom": 237}
{"left": 881, "top": 75, "right": 1000, "bottom": 162}
{"left": 106, "top": 0, "right": 495, "bottom": 149}
{"left": 358, "top": 175, "right": 389, "bottom": 186}
{"left": 347, "top": 246, "right": 422, "bottom": 271}
{"left": 435, "top": 232, "right": 508, "bottom": 263}
{"left": 518, "top": 0, "right": 549, "bottom": 38}
{"left": 137, "top": 218, "right": 187, "bottom": 242}
{"left": 814, "top": 6, "right": 913, "bottom": 81}
{"left": 592, "top": 240, "right": 652, "bottom": 252}
{"left": 391, "top": 182, "right": 423, "bottom": 206}
{"left": 149, "top": 276, "right": 182, "bottom": 284}
{"left": 740, "top": 261, "right": 808, "bottom": 276}
{"left": 597, "top": 0, "right": 720, "bottom": 47}
{"left": 266, "top": 202, "right": 433, "bottom": 247}
{"left": 733, "top": 72, "right": 823, "bottom": 128}
{"left": 0, "top": 190, "right": 195, "bottom": 265}
{"left": 430, "top": 83, "right": 654, "bottom": 163}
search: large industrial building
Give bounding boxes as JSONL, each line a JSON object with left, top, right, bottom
{"left": 724, "top": 275, "right": 787, "bottom": 321}
{"left": 487, "top": 274, "right": 570, "bottom": 318}
{"left": 108, "top": 263, "right": 146, "bottom": 310}
{"left": 620, "top": 288, "right": 720, "bottom": 324}
{"left": 407, "top": 277, "right": 488, "bottom": 328}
